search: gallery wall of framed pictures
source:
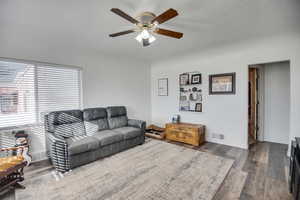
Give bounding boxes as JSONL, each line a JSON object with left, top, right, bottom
{"left": 179, "top": 72, "right": 203, "bottom": 112}
{"left": 178, "top": 71, "right": 236, "bottom": 112}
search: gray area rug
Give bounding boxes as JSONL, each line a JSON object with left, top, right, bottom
{"left": 16, "top": 140, "right": 234, "bottom": 200}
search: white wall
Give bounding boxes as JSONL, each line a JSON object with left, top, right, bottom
{"left": 263, "top": 62, "right": 290, "bottom": 144}
{"left": 81, "top": 57, "right": 151, "bottom": 122}
{"left": 0, "top": 51, "right": 151, "bottom": 161}
{"left": 151, "top": 33, "right": 300, "bottom": 149}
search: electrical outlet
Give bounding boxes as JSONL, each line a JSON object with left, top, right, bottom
{"left": 212, "top": 133, "right": 224, "bottom": 140}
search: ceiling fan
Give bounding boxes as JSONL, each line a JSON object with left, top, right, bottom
{"left": 109, "top": 8, "right": 183, "bottom": 47}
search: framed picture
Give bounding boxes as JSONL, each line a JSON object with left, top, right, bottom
{"left": 180, "top": 106, "right": 190, "bottom": 111}
{"left": 191, "top": 74, "right": 202, "bottom": 84}
{"left": 195, "top": 103, "right": 202, "bottom": 112}
{"left": 180, "top": 101, "right": 190, "bottom": 111}
{"left": 158, "top": 78, "right": 168, "bottom": 96}
{"left": 180, "top": 95, "right": 187, "bottom": 101}
{"left": 179, "top": 73, "right": 189, "bottom": 85}
{"left": 209, "top": 73, "right": 236, "bottom": 95}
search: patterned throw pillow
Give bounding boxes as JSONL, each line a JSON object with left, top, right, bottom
{"left": 54, "top": 122, "right": 86, "bottom": 138}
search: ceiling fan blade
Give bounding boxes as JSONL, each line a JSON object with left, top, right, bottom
{"left": 109, "top": 30, "right": 135, "bottom": 37}
{"left": 151, "top": 8, "right": 178, "bottom": 24}
{"left": 154, "top": 28, "right": 183, "bottom": 39}
{"left": 111, "top": 8, "right": 139, "bottom": 24}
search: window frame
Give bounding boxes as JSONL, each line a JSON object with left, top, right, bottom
{"left": 0, "top": 57, "right": 83, "bottom": 131}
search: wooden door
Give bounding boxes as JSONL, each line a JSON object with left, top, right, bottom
{"left": 248, "top": 68, "right": 259, "bottom": 144}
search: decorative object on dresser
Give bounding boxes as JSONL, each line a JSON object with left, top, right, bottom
{"left": 179, "top": 71, "right": 203, "bottom": 112}
{"left": 172, "top": 114, "right": 180, "bottom": 124}
{"left": 209, "top": 73, "right": 236, "bottom": 95}
{"left": 158, "top": 78, "right": 168, "bottom": 96}
{"left": 165, "top": 123, "right": 205, "bottom": 146}
{"left": 145, "top": 125, "right": 165, "bottom": 140}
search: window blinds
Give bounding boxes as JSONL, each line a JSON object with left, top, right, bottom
{"left": 37, "top": 66, "right": 81, "bottom": 123}
{"left": 0, "top": 60, "right": 82, "bottom": 129}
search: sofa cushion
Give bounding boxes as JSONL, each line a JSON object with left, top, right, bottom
{"left": 83, "top": 107, "right": 107, "bottom": 121}
{"left": 107, "top": 106, "right": 127, "bottom": 118}
{"left": 66, "top": 135, "right": 99, "bottom": 155}
{"left": 83, "top": 108, "right": 109, "bottom": 135}
{"left": 107, "top": 106, "right": 128, "bottom": 129}
{"left": 93, "top": 130, "right": 124, "bottom": 146}
{"left": 108, "top": 116, "right": 128, "bottom": 129}
{"left": 85, "top": 120, "right": 109, "bottom": 136}
{"left": 113, "top": 127, "right": 142, "bottom": 139}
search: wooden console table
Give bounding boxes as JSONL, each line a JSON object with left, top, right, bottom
{"left": 165, "top": 123, "right": 205, "bottom": 146}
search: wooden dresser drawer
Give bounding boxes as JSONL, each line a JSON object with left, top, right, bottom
{"left": 166, "top": 129, "right": 197, "bottom": 139}
{"left": 171, "top": 127, "right": 196, "bottom": 133}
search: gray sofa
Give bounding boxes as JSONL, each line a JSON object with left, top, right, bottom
{"left": 45, "top": 106, "right": 146, "bottom": 172}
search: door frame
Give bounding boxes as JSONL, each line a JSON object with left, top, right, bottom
{"left": 248, "top": 65, "right": 265, "bottom": 143}
{"left": 248, "top": 68, "right": 259, "bottom": 143}
{"left": 247, "top": 60, "right": 291, "bottom": 149}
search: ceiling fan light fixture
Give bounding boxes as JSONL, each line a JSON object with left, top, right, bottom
{"left": 141, "top": 29, "right": 150, "bottom": 39}
{"left": 135, "top": 30, "right": 156, "bottom": 45}
{"left": 149, "top": 35, "right": 156, "bottom": 43}
{"left": 135, "top": 34, "right": 142, "bottom": 43}
{"left": 109, "top": 8, "right": 183, "bottom": 46}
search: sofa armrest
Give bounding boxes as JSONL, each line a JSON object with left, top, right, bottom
{"left": 45, "top": 131, "right": 70, "bottom": 172}
{"left": 128, "top": 119, "right": 146, "bottom": 132}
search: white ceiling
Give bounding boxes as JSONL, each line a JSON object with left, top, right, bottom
{"left": 0, "top": 0, "right": 299, "bottom": 61}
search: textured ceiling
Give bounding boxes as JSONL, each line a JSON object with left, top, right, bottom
{"left": 0, "top": 0, "right": 300, "bottom": 61}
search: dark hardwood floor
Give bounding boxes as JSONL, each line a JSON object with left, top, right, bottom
{"left": 1, "top": 140, "right": 292, "bottom": 200}
{"left": 210, "top": 142, "right": 291, "bottom": 200}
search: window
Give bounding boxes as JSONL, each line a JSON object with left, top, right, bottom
{"left": 0, "top": 60, "right": 82, "bottom": 129}
{"left": 37, "top": 66, "right": 82, "bottom": 123}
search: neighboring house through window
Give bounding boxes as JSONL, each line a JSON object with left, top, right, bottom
{"left": 0, "top": 88, "right": 18, "bottom": 114}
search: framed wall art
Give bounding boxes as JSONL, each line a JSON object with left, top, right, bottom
{"left": 195, "top": 103, "right": 202, "bottom": 112}
{"left": 209, "top": 73, "right": 236, "bottom": 95}
{"left": 179, "top": 73, "right": 189, "bottom": 86}
{"left": 179, "top": 71, "right": 203, "bottom": 112}
{"left": 191, "top": 74, "right": 202, "bottom": 84}
{"left": 158, "top": 78, "right": 168, "bottom": 96}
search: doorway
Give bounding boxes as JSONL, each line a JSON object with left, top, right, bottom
{"left": 248, "top": 61, "right": 290, "bottom": 145}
